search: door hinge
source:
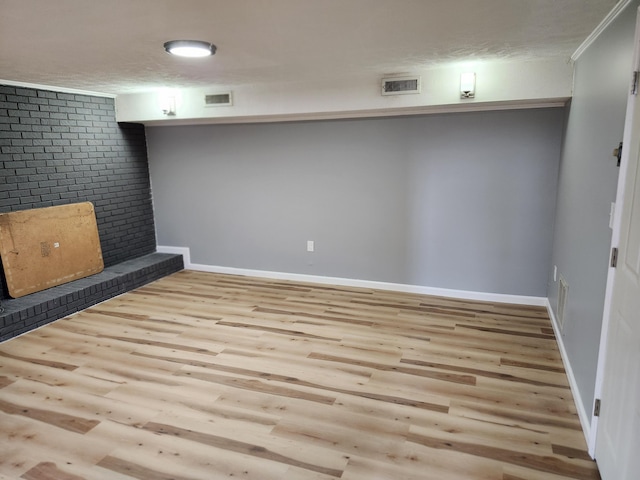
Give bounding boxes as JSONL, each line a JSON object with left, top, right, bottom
{"left": 611, "top": 247, "right": 619, "bottom": 268}
{"left": 633, "top": 71, "right": 640, "bottom": 95}
{"left": 594, "top": 398, "right": 601, "bottom": 417}
{"left": 614, "top": 142, "right": 623, "bottom": 167}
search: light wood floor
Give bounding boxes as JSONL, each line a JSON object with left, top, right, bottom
{"left": 0, "top": 270, "right": 600, "bottom": 479}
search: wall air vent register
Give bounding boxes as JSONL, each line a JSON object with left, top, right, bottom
{"left": 205, "top": 92, "right": 233, "bottom": 106}
{"left": 558, "top": 274, "right": 569, "bottom": 331}
{"left": 381, "top": 76, "right": 421, "bottom": 95}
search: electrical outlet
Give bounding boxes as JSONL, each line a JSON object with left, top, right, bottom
{"left": 307, "top": 240, "right": 314, "bottom": 252}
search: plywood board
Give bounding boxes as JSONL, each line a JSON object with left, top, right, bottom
{"left": 0, "top": 202, "right": 104, "bottom": 298}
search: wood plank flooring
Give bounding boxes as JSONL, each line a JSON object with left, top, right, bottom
{"left": 0, "top": 270, "right": 600, "bottom": 479}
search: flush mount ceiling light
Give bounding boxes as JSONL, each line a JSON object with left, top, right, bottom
{"left": 163, "top": 40, "right": 216, "bottom": 58}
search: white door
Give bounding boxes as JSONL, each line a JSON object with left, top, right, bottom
{"left": 594, "top": 9, "right": 640, "bottom": 479}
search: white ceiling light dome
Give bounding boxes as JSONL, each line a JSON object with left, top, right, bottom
{"left": 163, "top": 40, "right": 216, "bottom": 58}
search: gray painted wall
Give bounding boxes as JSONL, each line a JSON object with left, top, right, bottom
{"left": 147, "top": 108, "right": 563, "bottom": 297}
{"left": 548, "top": 1, "right": 638, "bottom": 418}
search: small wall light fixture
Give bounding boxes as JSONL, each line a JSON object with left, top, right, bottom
{"left": 164, "top": 40, "right": 216, "bottom": 58}
{"left": 460, "top": 72, "right": 476, "bottom": 99}
{"left": 162, "top": 96, "right": 176, "bottom": 116}
{"left": 159, "top": 90, "right": 178, "bottom": 116}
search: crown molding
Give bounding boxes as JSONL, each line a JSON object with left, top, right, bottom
{"left": 0, "top": 79, "right": 115, "bottom": 98}
{"left": 572, "top": 0, "right": 633, "bottom": 62}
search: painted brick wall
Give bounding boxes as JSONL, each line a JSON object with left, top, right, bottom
{"left": 0, "top": 84, "right": 156, "bottom": 300}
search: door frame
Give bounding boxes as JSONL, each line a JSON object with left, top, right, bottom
{"left": 589, "top": 6, "right": 640, "bottom": 457}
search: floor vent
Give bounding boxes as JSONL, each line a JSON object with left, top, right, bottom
{"left": 381, "top": 76, "right": 421, "bottom": 95}
{"left": 557, "top": 275, "right": 569, "bottom": 331}
{"left": 205, "top": 92, "right": 233, "bottom": 106}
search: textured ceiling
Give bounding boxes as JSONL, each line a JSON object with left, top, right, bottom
{"left": 0, "top": 0, "right": 620, "bottom": 95}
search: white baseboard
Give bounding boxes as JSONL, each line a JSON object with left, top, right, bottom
{"left": 545, "top": 298, "right": 592, "bottom": 453}
{"left": 156, "top": 245, "right": 546, "bottom": 307}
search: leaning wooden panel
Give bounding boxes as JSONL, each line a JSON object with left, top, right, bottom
{"left": 0, "top": 202, "right": 104, "bottom": 298}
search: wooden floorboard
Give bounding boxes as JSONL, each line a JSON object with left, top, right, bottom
{"left": 0, "top": 270, "right": 600, "bottom": 479}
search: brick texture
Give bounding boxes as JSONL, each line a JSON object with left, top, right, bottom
{"left": 0, "top": 84, "right": 157, "bottom": 300}
{"left": 0, "top": 253, "right": 184, "bottom": 341}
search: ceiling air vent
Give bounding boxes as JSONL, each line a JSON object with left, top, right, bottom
{"left": 381, "top": 76, "right": 421, "bottom": 96}
{"left": 205, "top": 92, "right": 233, "bottom": 106}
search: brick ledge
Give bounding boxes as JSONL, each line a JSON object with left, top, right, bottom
{"left": 0, "top": 252, "right": 183, "bottom": 342}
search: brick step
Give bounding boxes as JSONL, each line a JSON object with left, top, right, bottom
{"left": 0, "top": 252, "right": 183, "bottom": 342}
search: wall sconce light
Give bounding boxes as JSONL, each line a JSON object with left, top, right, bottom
{"left": 160, "top": 95, "right": 177, "bottom": 116}
{"left": 460, "top": 72, "right": 476, "bottom": 99}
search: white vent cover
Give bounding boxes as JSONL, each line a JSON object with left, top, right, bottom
{"left": 381, "top": 76, "right": 421, "bottom": 96}
{"left": 205, "top": 92, "right": 233, "bottom": 106}
{"left": 557, "top": 275, "right": 569, "bottom": 331}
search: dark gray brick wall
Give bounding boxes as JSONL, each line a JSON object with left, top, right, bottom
{"left": 0, "top": 84, "right": 157, "bottom": 300}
